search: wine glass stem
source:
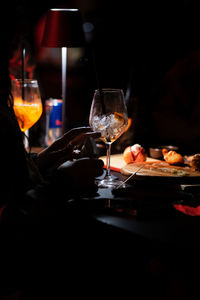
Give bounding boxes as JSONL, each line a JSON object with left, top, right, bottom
{"left": 105, "top": 143, "right": 112, "bottom": 179}
{"left": 24, "top": 129, "right": 29, "bottom": 150}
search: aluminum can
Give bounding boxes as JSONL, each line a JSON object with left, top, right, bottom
{"left": 45, "top": 98, "right": 63, "bottom": 146}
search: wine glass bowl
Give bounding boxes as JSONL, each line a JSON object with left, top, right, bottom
{"left": 89, "top": 88, "right": 128, "bottom": 188}
{"left": 11, "top": 79, "right": 43, "bottom": 132}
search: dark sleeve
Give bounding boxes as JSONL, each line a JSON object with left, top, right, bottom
{"left": 0, "top": 161, "right": 76, "bottom": 224}
{"left": 0, "top": 110, "right": 29, "bottom": 206}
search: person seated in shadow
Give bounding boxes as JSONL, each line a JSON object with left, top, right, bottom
{"left": 0, "top": 4, "right": 104, "bottom": 299}
{"left": 0, "top": 1, "right": 104, "bottom": 220}
{"left": 0, "top": 33, "right": 104, "bottom": 300}
{"left": 0, "top": 22, "right": 104, "bottom": 224}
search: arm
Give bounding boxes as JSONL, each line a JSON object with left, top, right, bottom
{"left": 35, "top": 127, "right": 101, "bottom": 172}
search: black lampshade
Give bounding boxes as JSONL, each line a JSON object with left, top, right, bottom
{"left": 42, "top": 8, "right": 85, "bottom": 47}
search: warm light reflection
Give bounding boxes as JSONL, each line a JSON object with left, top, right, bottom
{"left": 14, "top": 97, "right": 43, "bottom": 132}
{"left": 124, "top": 117, "right": 132, "bottom": 132}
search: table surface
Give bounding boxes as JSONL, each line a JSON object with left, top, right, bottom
{"left": 81, "top": 167, "right": 200, "bottom": 249}
{"left": 31, "top": 149, "right": 200, "bottom": 248}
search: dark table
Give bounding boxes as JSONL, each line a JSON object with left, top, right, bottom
{"left": 79, "top": 170, "right": 200, "bottom": 248}
{"left": 93, "top": 191, "right": 200, "bottom": 248}
{"left": 73, "top": 170, "right": 200, "bottom": 299}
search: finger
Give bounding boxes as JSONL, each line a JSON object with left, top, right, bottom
{"left": 63, "top": 127, "right": 92, "bottom": 142}
{"left": 68, "top": 131, "right": 101, "bottom": 149}
{"left": 44, "top": 148, "right": 72, "bottom": 169}
{"left": 69, "top": 133, "right": 86, "bottom": 147}
{"left": 84, "top": 131, "right": 101, "bottom": 139}
{"left": 79, "top": 157, "right": 104, "bottom": 168}
{"left": 48, "top": 127, "right": 92, "bottom": 150}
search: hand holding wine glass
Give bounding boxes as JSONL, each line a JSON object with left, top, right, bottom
{"left": 89, "top": 88, "right": 128, "bottom": 188}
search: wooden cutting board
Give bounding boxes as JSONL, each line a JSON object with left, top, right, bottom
{"left": 121, "top": 161, "right": 200, "bottom": 177}
{"left": 100, "top": 154, "right": 200, "bottom": 181}
{"left": 100, "top": 154, "right": 161, "bottom": 173}
{"left": 99, "top": 153, "right": 127, "bottom": 172}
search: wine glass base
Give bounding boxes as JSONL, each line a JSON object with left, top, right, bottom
{"left": 97, "top": 178, "right": 126, "bottom": 189}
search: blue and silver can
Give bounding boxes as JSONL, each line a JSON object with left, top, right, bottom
{"left": 45, "top": 98, "right": 63, "bottom": 146}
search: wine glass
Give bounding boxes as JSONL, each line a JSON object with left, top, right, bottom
{"left": 89, "top": 88, "right": 128, "bottom": 188}
{"left": 11, "top": 79, "right": 43, "bottom": 148}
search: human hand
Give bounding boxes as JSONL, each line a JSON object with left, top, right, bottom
{"left": 36, "top": 127, "right": 101, "bottom": 172}
{"left": 57, "top": 157, "right": 104, "bottom": 195}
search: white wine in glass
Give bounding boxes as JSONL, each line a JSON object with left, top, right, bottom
{"left": 89, "top": 88, "right": 128, "bottom": 188}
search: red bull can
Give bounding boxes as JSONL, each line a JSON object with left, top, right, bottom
{"left": 45, "top": 98, "right": 63, "bottom": 146}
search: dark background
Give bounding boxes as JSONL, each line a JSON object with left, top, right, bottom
{"left": 2, "top": 0, "right": 200, "bottom": 154}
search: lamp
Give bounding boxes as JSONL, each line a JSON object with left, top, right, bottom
{"left": 41, "top": 8, "right": 85, "bottom": 132}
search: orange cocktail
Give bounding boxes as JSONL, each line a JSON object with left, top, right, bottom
{"left": 12, "top": 79, "right": 43, "bottom": 132}
{"left": 14, "top": 97, "right": 43, "bottom": 132}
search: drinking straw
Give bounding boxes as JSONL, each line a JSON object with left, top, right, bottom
{"left": 21, "top": 45, "right": 25, "bottom": 100}
{"left": 115, "top": 165, "right": 145, "bottom": 189}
